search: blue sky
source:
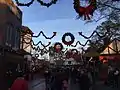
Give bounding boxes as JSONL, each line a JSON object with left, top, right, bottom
{"left": 16, "top": 0, "right": 105, "bottom": 48}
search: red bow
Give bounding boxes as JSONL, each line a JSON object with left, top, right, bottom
{"left": 78, "top": 5, "right": 95, "bottom": 20}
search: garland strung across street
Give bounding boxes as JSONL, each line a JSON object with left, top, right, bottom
{"left": 62, "top": 32, "right": 75, "bottom": 46}
{"left": 78, "top": 31, "right": 111, "bottom": 39}
{"left": 73, "top": 0, "right": 97, "bottom": 20}
{"left": 15, "top": 0, "right": 58, "bottom": 7}
{"left": 32, "top": 31, "right": 56, "bottom": 39}
{"left": 71, "top": 40, "right": 89, "bottom": 47}
{"left": 54, "top": 42, "right": 63, "bottom": 53}
{"left": 37, "top": 0, "right": 58, "bottom": 7}
{"left": 15, "top": 0, "right": 34, "bottom": 7}
{"left": 31, "top": 41, "right": 50, "bottom": 52}
{"left": 71, "top": 33, "right": 113, "bottom": 47}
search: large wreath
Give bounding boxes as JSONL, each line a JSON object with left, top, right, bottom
{"left": 54, "top": 42, "right": 63, "bottom": 52}
{"left": 73, "top": 0, "right": 97, "bottom": 20}
{"left": 62, "top": 33, "right": 75, "bottom": 46}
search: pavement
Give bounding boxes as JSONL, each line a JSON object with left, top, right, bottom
{"left": 28, "top": 74, "right": 45, "bottom": 90}
{"left": 28, "top": 76, "right": 119, "bottom": 90}
{"left": 92, "top": 81, "right": 119, "bottom": 90}
{"left": 69, "top": 78, "right": 119, "bottom": 90}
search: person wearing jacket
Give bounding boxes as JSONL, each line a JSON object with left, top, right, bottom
{"left": 79, "top": 70, "right": 91, "bottom": 90}
{"left": 10, "top": 71, "right": 28, "bottom": 90}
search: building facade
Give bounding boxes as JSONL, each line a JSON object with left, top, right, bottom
{"left": 0, "top": 1, "right": 22, "bottom": 90}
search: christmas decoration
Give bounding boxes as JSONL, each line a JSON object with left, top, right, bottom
{"left": 54, "top": 42, "right": 63, "bottom": 53}
{"left": 37, "top": 0, "right": 58, "bottom": 7}
{"left": 62, "top": 33, "right": 75, "bottom": 46}
{"left": 65, "top": 50, "right": 73, "bottom": 59}
{"left": 15, "top": 0, "right": 58, "bottom": 7}
{"left": 65, "top": 49, "right": 79, "bottom": 59}
{"left": 73, "top": 0, "right": 97, "bottom": 20}
{"left": 71, "top": 49, "right": 78, "bottom": 55}
{"left": 78, "top": 31, "right": 110, "bottom": 39}
{"left": 31, "top": 41, "right": 50, "bottom": 53}
{"left": 32, "top": 31, "right": 56, "bottom": 39}
{"left": 15, "top": 0, "right": 34, "bottom": 7}
{"left": 71, "top": 41, "right": 89, "bottom": 47}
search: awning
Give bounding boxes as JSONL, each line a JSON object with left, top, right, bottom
{"left": 84, "top": 51, "right": 100, "bottom": 57}
{"left": 5, "top": 52, "right": 24, "bottom": 63}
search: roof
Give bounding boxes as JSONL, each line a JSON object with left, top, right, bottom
{"left": 84, "top": 47, "right": 100, "bottom": 57}
{"left": 101, "top": 38, "right": 120, "bottom": 55}
{"left": 17, "top": 49, "right": 31, "bottom": 55}
{"left": 21, "top": 26, "right": 34, "bottom": 34}
{"left": 0, "top": 0, "right": 21, "bottom": 19}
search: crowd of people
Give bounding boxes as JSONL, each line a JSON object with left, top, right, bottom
{"left": 44, "top": 65, "right": 97, "bottom": 90}
{"left": 6, "top": 61, "right": 120, "bottom": 90}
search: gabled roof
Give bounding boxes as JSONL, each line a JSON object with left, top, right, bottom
{"left": 84, "top": 47, "right": 100, "bottom": 57}
{"left": 0, "top": 0, "right": 21, "bottom": 18}
{"left": 101, "top": 38, "right": 120, "bottom": 55}
{"left": 21, "top": 26, "right": 34, "bottom": 35}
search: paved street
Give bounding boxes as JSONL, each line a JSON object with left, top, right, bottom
{"left": 29, "top": 81, "right": 45, "bottom": 90}
{"left": 28, "top": 77, "right": 119, "bottom": 90}
{"left": 92, "top": 81, "right": 119, "bottom": 90}
{"left": 70, "top": 80, "right": 120, "bottom": 90}
{"left": 28, "top": 75, "right": 45, "bottom": 90}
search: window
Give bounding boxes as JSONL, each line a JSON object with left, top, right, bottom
{"left": 14, "top": 28, "right": 20, "bottom": 50}
{"left": 6, "top": 24, "right": 21, "bottom": 50}
{"left": 6, "top": 24, "right": 13, "bottom": 46}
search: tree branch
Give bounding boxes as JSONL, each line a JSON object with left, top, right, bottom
{"left": 97, "top": 2, "right": 120, "bottom": 11}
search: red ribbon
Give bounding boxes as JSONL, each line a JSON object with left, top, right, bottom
{"left": 78, "top": 5, "right": 95, "bottom": 20}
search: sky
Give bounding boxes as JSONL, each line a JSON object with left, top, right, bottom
{"left": 14, "top": 0, "right": 105, "bottom": 49}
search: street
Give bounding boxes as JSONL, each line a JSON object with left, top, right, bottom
{"left": 28, "top": 77, "right": 119, "bottom": 90}
{"left": 28, "top": 78, "right": 45, "bottom": 90}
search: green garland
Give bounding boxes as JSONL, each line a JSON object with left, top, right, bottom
{"left": 15, "top": 0, "right": 58, "bottom": 7}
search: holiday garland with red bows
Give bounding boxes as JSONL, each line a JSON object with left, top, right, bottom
{"left": 73, "top": 0, "right": 97, "bottom": 20}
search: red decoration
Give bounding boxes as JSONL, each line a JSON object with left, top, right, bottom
{"left": 74, "top": 0, "right": 97, "bottom": 20}
{"left": 54, "top": 42, "right": 63, "bottom": 53}
{"left": 65, "top": 49, "right": 80, "bottom": 60}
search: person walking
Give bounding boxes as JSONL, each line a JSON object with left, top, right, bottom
{"left": 113, "top": 68, "right": 119, "bottom": 88}
{"left": 79, "top": 70, "right": 91, "bottom": 90}
{"left": 10, "top": 72, "right": 28, "bottom": 90}
{"left": 44, "top": 69, "right": 51, "bottom": 90}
